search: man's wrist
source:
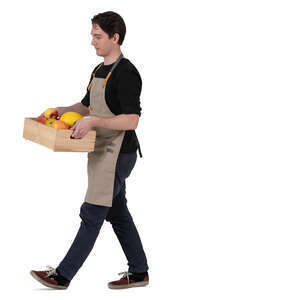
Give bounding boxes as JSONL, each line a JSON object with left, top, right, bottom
{"left": 85, "top": 116, "right": 101, "bottom": 129}
{"left": 55, "top": 106, "right": 66, "bottom": 115}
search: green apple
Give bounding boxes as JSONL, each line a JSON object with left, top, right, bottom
{"left": 45, "top": 118, "right": 56, "bottom": 127}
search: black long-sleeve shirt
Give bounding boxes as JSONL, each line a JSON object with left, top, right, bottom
{"left": 81, "top": 58, "right": 142, "bottom": 153}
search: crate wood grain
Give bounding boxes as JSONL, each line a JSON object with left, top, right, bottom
{"left": 23, "top": 117, "right": 96, "bottom": 152}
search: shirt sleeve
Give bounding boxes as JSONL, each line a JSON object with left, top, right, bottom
{"left": 116, "top": 68, "right": 142, "bottom": 116}
{"left": 81, "top": 64, "right": 100, "bottom": 107}
{"left": 81, "top": 91, "right": 90, "bottom": 107}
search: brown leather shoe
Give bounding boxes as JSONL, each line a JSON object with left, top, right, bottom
{"left": 108, "top": 271, "right": 149, "bottom": 289}
{"left": 30, "top": 266, "right": 70, "bottom": 290}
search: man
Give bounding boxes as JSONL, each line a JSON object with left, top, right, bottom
{"left": 30, "top": 11, "right": 149, "bottom": 290}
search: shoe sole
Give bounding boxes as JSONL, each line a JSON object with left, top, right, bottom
{"left": 30, "top": 271, "right": 68, "bottom": 290}
{"left": 108, "top": 280, "right": 149, "bottom": 289}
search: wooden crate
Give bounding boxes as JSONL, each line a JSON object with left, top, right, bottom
{"left": 23, "top": 117, "right": 96, "bottom": 152}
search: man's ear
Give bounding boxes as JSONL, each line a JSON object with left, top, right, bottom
{"left": 113, "top": 33, "right": 120, "bottom": 44}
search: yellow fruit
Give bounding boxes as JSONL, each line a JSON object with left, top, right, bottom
{"left": 44, "top": 108, "right": 58, "bottom": 119}
{"left": 59, "top": 112, "right": 83, "bottom": 127}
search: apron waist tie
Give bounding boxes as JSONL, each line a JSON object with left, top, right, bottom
{"left": 137, "top": 144, "right": 143, "bottom": 158}
{"left": 134, "top": 132, "right": 143, "bottom": 158}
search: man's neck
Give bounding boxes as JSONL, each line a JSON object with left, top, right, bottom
{"left": 103, "top": 48, "right": 122, "bottom": 65}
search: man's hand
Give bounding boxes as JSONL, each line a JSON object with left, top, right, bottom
{"left": 71, "top": 116, "right": 94, "bottom": 139}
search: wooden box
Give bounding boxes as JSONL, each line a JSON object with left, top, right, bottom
{"left": 23, "top": 118, "right": 96, "bottom": 152}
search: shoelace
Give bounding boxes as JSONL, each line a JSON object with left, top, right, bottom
{"left": 45, "top": 265, "right": 58, "bottom": 277}
{"left": 118, "top": 271, "right": 133, "bottom": 284}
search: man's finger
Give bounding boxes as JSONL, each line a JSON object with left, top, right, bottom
{"left": 71, "top": 121, "right": 78, "bottom": 130}
{"left": 75, "top": 129, "right": 87, "bottom": 139}
{"left": 71, "top": 127, "right": 79, "bottom": 137}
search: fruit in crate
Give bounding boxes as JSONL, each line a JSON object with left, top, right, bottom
{"left": 59, "top": 112, "right": 83, "bottom": 127}
{"left": 44, "top": 108, "right": 59, "bottom": 119}
{"left": 45, "top": 118, "right": 56, "bottom": 127}
{"left": 51, "top": 120, "right": 70, "bottom": 129}
{"left": 37, "top": 115, "right": 47, "bottom": 124}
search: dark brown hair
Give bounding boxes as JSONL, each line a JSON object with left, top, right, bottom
{"left": 91, "top": 11, "right": 126, "bottom": 45}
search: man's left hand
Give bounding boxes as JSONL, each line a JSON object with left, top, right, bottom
{"left": 71, "top": 116, "right": 94, "bottom": 139}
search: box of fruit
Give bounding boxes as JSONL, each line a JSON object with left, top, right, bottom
{"left": 23, "top": 109, "right": 96, "bottom": 152}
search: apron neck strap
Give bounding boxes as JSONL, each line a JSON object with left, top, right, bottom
{"left": 108, "top": 52, "right": 124, "bottom": 74}
{"left": 101, "top": 52, "right": 124, "bottom": 88}
{"left": 88, "top": 53, "right": 124, "bottom": 91}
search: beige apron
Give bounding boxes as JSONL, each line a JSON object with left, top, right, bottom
{"left": 84, "top": 53, "right": 125, "bottom": 207}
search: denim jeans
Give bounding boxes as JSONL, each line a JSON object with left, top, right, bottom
{"left": 56, "top": 152, "right": 149, "bottom": 281}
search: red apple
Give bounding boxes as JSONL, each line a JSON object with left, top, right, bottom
{"left": 51, "top": 120, "right": 70, "bottom": 129}
{"left": 37, "top": 115, "right": 47, "bottom": 124}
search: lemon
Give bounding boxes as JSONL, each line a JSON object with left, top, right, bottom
{"left": 60, "top": 112, "right": 83, "bottom": 127}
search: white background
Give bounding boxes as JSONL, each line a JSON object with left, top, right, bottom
{"left": 0, "top": 0, "right": 300, "bottom": 299}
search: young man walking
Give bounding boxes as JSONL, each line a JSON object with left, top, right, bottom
{"left": 30, "top": 11, "right": 149, "bottom": 290}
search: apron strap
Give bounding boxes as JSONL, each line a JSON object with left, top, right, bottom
{"left": 102, "top": 53, "right": 124, "bottom": 88}
{"left": 109, "top": 53, "right": 124, "bottom": 73}
{"left": 88, "top": 53, "right": 124, "bottom": 91}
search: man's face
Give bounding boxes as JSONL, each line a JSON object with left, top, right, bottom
{"left": 90, "top": 24, "right": 119, "bottom": 57}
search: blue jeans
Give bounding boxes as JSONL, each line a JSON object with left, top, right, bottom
{"left": 56, "top": 152, "right": 149, "bottom": 281}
